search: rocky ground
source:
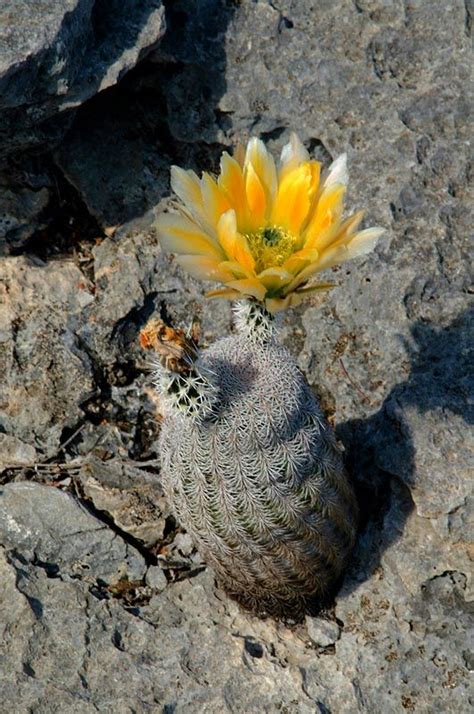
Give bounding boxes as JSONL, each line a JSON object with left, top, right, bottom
{"left": 0, "top": 1, "right": 472, "bottom": 712}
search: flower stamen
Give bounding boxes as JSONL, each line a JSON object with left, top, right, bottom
{"left": 246, "top": 225, "right": 297, "bottom": 273}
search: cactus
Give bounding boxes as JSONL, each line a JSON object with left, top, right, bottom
{"left": 148, "top": 133, "right": 384, "bottom": 617}
{"left": 150, "top": 301, "right": 358, "bottom": 618}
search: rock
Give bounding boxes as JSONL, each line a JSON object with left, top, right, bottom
{"left": 173, "top": 532, "right": 194, "bottom": 557}
{"left": 306, "top": 617, "right": 341, "bottom": 648}
{"left": 369, "top": 309, "right": 473, "bottom": 518}
{"left": 0, "top": 0, "right": 471, "bottom": 711}
{"left": 0, "top": 482, "right": 146, "bottom": 583}
{"left": 0, "top": 255, "right": 95, "bottom": 456}
{"left": 0, "top": 185, "right": 49, "bottom": 251}
{"left": 54, "top": 0, "right": 238, "bottom": 227}
{"left": 78, "top": 455, "right": 168, "bottom": 548}
{"left": 0, "top": 434, "right": 36, "bottom": 469}
{"left": 145, "top": 565, "right": 167, "bottom": 591}
{"left": 54, "top": 89, "right": 170, "bottom": 227}
{"left": 0, "top": 549, "right": 319, "bottom": 712}
{"left": 154, "top": 0, "right": 237, "bottom": 145}
{"left": 0, "top": 0, "right": 166, "bottom": 156}
{"left": 74, "top": 222, "right": 231, "bottom": 367}
{"left": 332, "top": 491, "right": 473, "bottom": 713}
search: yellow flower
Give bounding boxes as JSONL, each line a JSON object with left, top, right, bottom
{"left": 155, "top": 133, "right": 384, "bottom": 313}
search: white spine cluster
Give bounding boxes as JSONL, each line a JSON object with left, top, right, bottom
{"left": 153, "top": 359, "right": 217, "bottom": 419}
{"left": 158, "top": 301, "right": 358, "bottom": 617}
{"left": 232, "top": 299, "right": 277, "bottom": 344}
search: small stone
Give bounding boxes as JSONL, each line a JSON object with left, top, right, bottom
{"left": 0, "top": 434, "right": 36, "bottom": 469}
{"left": 145, "top": 566, "right": 167, "bottom": 592}
{"left": 305, "top": 617, "right": 341, "bottom": 648}
{"left": 174, "top": 532, "right": 194, "bottom": 556}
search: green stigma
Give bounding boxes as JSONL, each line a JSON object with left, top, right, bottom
{"left": 246, "top": 225, "right": 297, "bottom": 273}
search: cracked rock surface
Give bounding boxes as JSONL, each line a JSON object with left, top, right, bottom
{"left": 0, "top": 1, "right": 472, "bottom": 712}
{"left": 0, "top": 0, "right": 165, "bottom": 156}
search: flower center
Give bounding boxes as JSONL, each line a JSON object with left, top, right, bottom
{"left": 246, "top": 225, "right": 297, "bottom": 273}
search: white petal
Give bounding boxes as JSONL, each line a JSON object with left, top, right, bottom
{"left": 170, "top": 166, "right": 201, "bottom": 208}
{"left": 176, "top": 255, "right": 234, "bottom": 282}
{"left": 280, "top": 132, "right": 309, "bottom": 168}
{"left": 324, "top": 153, "right": 348, "bottom": 188}
{"left": 156, "top": 213, "right": 222, "bottom": 258}
{"left": 346, "top": 227, "right": 385, "bottom": 259}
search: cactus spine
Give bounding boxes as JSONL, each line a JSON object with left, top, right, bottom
{"left": 156, "top": 301, "right": 358, "bottom": 618}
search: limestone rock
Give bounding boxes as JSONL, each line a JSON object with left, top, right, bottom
{"left": 0, "top": 482, "right": 146, "bottom": 583}
{"left": 78, "top": 455, "right": 168, "bottom": 548}
{"left": 0, "top": 255, "right": 95, "bottom": 455}
{"left": 0, "top": 0, "right": 471, "bottom": 711}
{"left": 306, "top": 616, "right": 341, "bottom": 648}
{"left": 0, "top": 0, "right": 166, "bottom": 155}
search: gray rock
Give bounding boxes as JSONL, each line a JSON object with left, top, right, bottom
{"left": 173, "top": 532, "right": 194, "bottom": 557}
{"left": 0, "top": 185, "right": 49, "bottom": 249}
{"left": 0, "top": 0, "right": 166, "bottom": 155}
{"left": 54, "top": 96, "right": 170, "bottom": 227}
{"left": 0, "top": 434, "right": 37, "bottom": 469}
{"left": 0, "top": 255, "right": 95, "bottom": 456}
{"left": 145, "top": 565, "right": 167, "bottom": 591}
{"left": 78, "top": 455, "right": 168, "bottom": 548}
{"left": 74, "top": 221, "right": 231, "bottom": 366}
{"left": 0, "top": 481, "right": 146, "bottom": 583}
{"left": 0, "top": 0, "right": 471, "bottom": 711}
{"left": 306, "top": 616, "right": 341, "bottom": 648}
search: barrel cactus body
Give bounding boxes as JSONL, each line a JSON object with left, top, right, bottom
{"left": 151, "top": 133, "right": 384, "bottom": 617}
{"left": 158, "top": 303, "right": 358, "bottom": 617}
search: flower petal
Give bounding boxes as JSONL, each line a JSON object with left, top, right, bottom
{"left": 156, "top": 213, "right": 224, "bottom": 259}
{"left": 345, "top": 227, "right": 385, "bottom": 259}
{"left": 244, "top": 137, "right": 277, "bottom": 208}
{"left": 265, "top": 294, "right": 299, "bottom": 313}
{"left": 304, "top": 184, "right": 346, "bottom": 249}
{"left": 285, "top": 227, "right": 383, "bottom": 294}
{"left": 323, "top": 153, "right": 348, "bottom": 189}
{"left": 267, "top": 282, "right": 335, "bottom": 313}
{"left": 218, "top": 260, "right": 252, "bottom": 278}
{"left": 234, "top": 142, "right": 246, "bottom": 167}
{"left": 282, "top": 247, "right": 319, "bottom": 274}
{"left": 205, "top": 287, "right": 242, "bottom": 300}
{"left": 315, "top": 209, "right": 365, "bottom": 253}
{"left": 333, "top": 209, "right": 365, "bottom": 242}
{"left": 200, "top": 174, "right": 231, "bottom": 227}
{"left": 245, "top": 161, "right": 267, "bottom": 228}
{"left": 217, "top": 209, "right": 238, "bottom": 260}
{"left": 166, "top": 137, "right": 382, "bottom": 313}
{"left": 175, "top": 255, "right": 235, "bottom": 282}
{"left": 306, "top": 161, "right": 322, "bottom": 203}
{"left": 271, "top": 163, "right": 312, "bottom": 235}
{"left": 218, "top": 153, "right": 247, "bottom": 229}
{"left": 226, "top": 277, "right": 267, "bottom": 301}
{"left": 170, "top": 166, "right": 202, "bottom": 212}
{"left": 283, "top": 247, "right": 347, "bottom": 294}
{"left": 257, "top": 267, "right": 293, "bottom": 291}
{"left": 301, "top": 161, "right": 323, "bottom": 233}
{"left": 233, "top": 234, "right": 256, "bottom": 274}
{"left": 295, "top": 282, "right": 335, "bottom": 295}
{"left": 217, "top": 210, "right": 256, "bottom": 273}
{"left": 280, "top": 133, "right": 309, "bottom": 178}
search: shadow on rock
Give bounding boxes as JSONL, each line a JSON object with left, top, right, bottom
{"left": 0, "top": 0, "right": 165, "bottom": 158}
{"left": 1, "top": 0, "right": 237, "bottom": 256}
{"left": 52, "top": 0, "right": 238, "bottom": 228}
{"left": 337, "top": 305, "right": 472, "bottom": 594}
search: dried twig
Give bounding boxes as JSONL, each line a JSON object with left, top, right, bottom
{"left": 339, "top": 358, "right": 372, "bottom": 404}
